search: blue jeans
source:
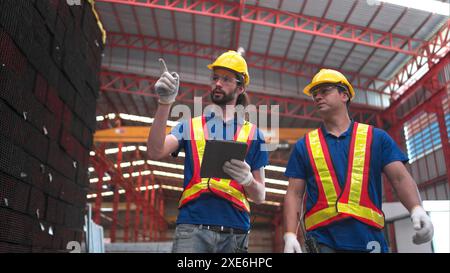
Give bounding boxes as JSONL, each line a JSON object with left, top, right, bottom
{"left": 171, "top": 224, "right": 249, "bottom": 253}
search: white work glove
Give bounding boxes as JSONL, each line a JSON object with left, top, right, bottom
{"left": 222, "top": 159, "right": 253, "bottom": 186}
{"left": 283, "top": 232, "right": 302, "bottom": 253}
{"left": 154, "top": 58, "right": 179, "bottom": 104}
{"left": 410, "top": 206, "right": 434, "bottom": 245}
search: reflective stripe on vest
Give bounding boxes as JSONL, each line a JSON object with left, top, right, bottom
{"left": 304, "top": 127, "right": 349, "bottom": 230}
{"left": 178, "top": 116, "right": 256, "bottom": 213}
{"left": 304, "top": 122, "right": 385, "bottom": 230}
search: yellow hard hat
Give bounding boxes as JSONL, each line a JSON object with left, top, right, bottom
{"left": 207, "top": 50, "right": 250, "bottom": 86}
{"left": 303, "top": 69, "right": 355, "bottom": 100}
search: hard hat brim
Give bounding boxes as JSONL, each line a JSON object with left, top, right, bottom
{"left": 207, "top": 65, "right": 250, "bottom": 86}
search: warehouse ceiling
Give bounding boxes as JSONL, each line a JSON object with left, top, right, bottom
{"left": 95, "top": 0, "right": 448, "bottom": 109}
{"left": 89, "top": 0, "right": 450, "bottom": 219}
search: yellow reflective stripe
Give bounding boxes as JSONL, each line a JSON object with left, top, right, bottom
{"left": 308, "top": 130, "right": 339, "bottom": 204}
{"left": 179, "top": 117, "right": 206, "bottom": 206}
{"left": 236, "top": 121, "right": 252, "bottom": 143}
{"left": 210, "top": 179, "right": 250, "bottom": 210}
{"left": 181, "top": 119, "right": 254, "bottom": 211}
{"left": 337, "top": 203, "right": 384, "bottom": 227}
{"left": 180, "top": 178, "right": 209, "bottom": 202}
{"left": 347, "top": 123, "right": 369, "bottom": 205}
{"left": 305, "top": 123, "right": 383, "bottom": 229}
{"left": 192, "top": 116, "right": 206, "bottom": 166}
{"left": 208, "top": 122, "right": 254, "bottom": 211}
{"left": 305, "top": 207, "right": 339, "bottom": 229}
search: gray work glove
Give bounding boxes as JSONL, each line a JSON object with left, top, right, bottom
{"left": 410, "top": 206, "right": 434, "bottom": 245}
{"left": 283, "top": 232, "right": 302, "bottom": 253}
{"left": 223, "top": 159, "right": 253, "bottom": 186}
{"left": 154, "top": 58, "right": 179, "bottom": 104}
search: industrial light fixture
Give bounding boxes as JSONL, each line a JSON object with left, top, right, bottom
{"left": 89, "top": 164, "right": 289, "bottom": 187}
{"left": 91, "top": 152, "right": 285, "bottom": 174}
{"left": 87, "top": 184, "right": 283, "bottom": 207}
{"left": 96, "top": 113, "right": 179, "bottom": 126}
{"left": 87, "top": 184, "right": 161, "bottom": 199}
{"left": 88, "top": 168, "right": 287, "bottom": 197}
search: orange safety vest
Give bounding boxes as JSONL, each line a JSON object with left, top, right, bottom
{"left": 178, "top": 116, "right": 256, "bottom": 213}
{"left": 304, "top": 122, "right": 385, "bottom": 231}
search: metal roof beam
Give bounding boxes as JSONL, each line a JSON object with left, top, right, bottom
{"left": 105, "top": 32, "right": 391, "bottom": 96}
{"left": 100, "top": 69, "right": 382, "bottom": 124}
{"left": 382, "top": 51, "right": 450, "bottom": 122}
{"left": 381, "top": 20, "right": 450, "bottom": 99}
{"left": 97, "top": 0, "right": 425, "bottom": 55}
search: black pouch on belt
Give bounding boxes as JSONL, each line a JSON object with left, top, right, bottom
{"left": 305, "top": 235, "right": 320, "bottom": 253}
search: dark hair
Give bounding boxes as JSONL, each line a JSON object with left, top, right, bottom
{"left": 235, "top": 73, "right": 245, "bottom": 87}
{"left": 234, "top": 72, "right": 248, "bottom": 106}
{"left": 236, "top": 92, "right": 250, "bottom": 107}
{"left": 337, "top": 85, "right": 351, "bottom": 109}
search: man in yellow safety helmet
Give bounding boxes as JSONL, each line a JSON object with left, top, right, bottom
{"left": 147, "top": 50, "right": 268, "bottom": 253}
{"left": 283, "top": 69, "right": 434, "bottom": 253}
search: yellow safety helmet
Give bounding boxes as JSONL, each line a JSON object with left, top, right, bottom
{"left": 303, "top": 69, "right": 355, "bottom": 100}
{"left": 207, "top": 50, "right": 250, "bottom": 86}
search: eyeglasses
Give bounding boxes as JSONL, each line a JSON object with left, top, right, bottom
{"left": 211, "top": 74, "right": 241, "bottom": 86}
{"left": 311, "top": 85, "right": 339, "bottom": 99}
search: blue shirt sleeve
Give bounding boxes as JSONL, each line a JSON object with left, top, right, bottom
{"left": 284, "top": 138, "right": 308, "bottom": 179}
{"left": 246, "top": 128, "right": 269, "bottom": 171}
{"left": 377, "top": 128, "right": 409, "bottom": 168}
{"left": 169, "top": 119, "right": 189, "bottom": 157}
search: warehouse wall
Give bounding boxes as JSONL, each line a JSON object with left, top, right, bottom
{"left": 0, "top": 0, "right": 103, "bottom": 252}
{"left": 407, "top": 148, "right": 450, "bottom": 200}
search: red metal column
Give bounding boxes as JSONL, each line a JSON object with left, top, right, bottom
{"left": 93, "top": 143, "right": 107, "bottom": 225}
{"left": 111, "top": 142, "right": 123, "bottom": 242}
{"left": 94, "top": 166, "right": 105, "bottom": 225}
{"left": 134, "top": 162, "right": 143, "bottom": 241}
{"left": 271, "top": 212, "right": 283, "bottom": 253}
{"left": 124, "top": 158, "right": 132, "bottom": 242}
{"left": 434, "top": 100, "right": 450, "bottom": 187}
{"left": 90, "top": 146, "right": 169, "bottom": 243}
{"left": 124, "top": 188, "right": 131, "bottom": 242}
{"left": 159, "top": 189, "right": 165, "bottom": 240}
{"left": 143, "top": 177, "right": 150, "bottom": 241}
{"left": 149, "top": 174, "right": 156, "bottom": 241}
{"left": 154, "top": 188, "right": 160, "bottom": 241}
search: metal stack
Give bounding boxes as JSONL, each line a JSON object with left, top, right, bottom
{"left": 0, "top": 0, "right": 103, "bottom": 252}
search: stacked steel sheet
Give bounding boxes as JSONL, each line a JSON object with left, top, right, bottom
{"left": 0, "top": 0, "right": 103, "bottom": 252}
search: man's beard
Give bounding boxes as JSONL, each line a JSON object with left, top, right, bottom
{"left": 210, "top": 88, "right": 237, "bottom": 106}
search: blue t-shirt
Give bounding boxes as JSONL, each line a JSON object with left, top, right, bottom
{"left": 284, "top": 121, "right": 408, "bottom": 252}
{"left": 170, "top": 115, "right": 269, "bottom": 231}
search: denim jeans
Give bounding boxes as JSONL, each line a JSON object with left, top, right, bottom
{"left": 171, "top": 224, "right": 249, "bottom": 253}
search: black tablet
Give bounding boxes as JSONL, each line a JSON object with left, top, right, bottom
{"left": 200, "top": 140, "right": 248, "bottom": 179}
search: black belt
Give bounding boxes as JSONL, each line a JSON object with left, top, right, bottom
{"left": 198, "top": 224, "right": 249, "bottom": 234}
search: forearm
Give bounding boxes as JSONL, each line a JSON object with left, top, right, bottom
{"left": 390, "top": 176, "right": 422, "bottom": 212}
{"left": 384, "top": 162, "right": 423, "bottom": 213}
{"left": 283, "top": 188, "right": 302, "bottom": 234}
{"left": 147, "top": 103, "right": 171, "bottom": 158}
{"left": 244, "top": 178, "right": 265, "bottom": 204}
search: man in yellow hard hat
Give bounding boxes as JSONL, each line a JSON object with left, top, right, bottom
{"left": 147, "top": 51, "right": 268, "bottom": 253}
{"left": 283, "top": 69, "right": 433, "bottom": 253}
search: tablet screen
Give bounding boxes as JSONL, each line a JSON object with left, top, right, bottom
{"left": 200, "top": 140, "right": 248, "bottom": 179}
